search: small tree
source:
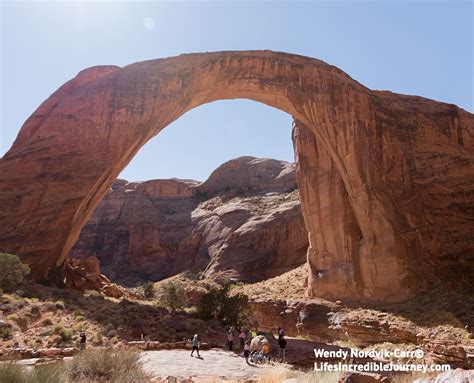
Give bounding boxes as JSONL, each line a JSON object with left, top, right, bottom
{"left": 142, "top": 281, "right": 155, "bottom": 299}
{"left": 197, "top": 281, "right": 249, "bottom": 327}
{"left": 161, "top": 282, "right": 186, "bottom": 313}
{"left": 0, "top": 253, "right": 30, "bottom": 292}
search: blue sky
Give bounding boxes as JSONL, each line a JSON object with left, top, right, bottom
{"left": 1, "top": 1, "right": 472, "bottom": 181}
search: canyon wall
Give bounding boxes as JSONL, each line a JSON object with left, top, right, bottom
{"left": 0, "top": 51, "right": 473, "bottom": 302}
{"left": 70, "top": 157, "right": 308, "bottom": 285}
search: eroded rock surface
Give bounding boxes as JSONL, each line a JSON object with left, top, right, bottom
{"left": 1, "top": 51, "right": 473, "bottom": 302}
{"left": 69, "top": 157, "right": 308, "bottom": 285}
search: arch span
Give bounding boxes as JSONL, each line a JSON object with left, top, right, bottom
{"left": 1, "top": 51, "right": 473, "bottom": 302}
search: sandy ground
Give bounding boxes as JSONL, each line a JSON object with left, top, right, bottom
{"left": 140, "top": 349, "right": 291, "bottom": 381}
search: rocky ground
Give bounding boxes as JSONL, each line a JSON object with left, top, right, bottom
{"left": 140, "top": 349, "right": 291, "bottom": 381}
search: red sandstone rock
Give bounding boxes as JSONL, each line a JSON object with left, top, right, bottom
{"left": 0, "top": 51, "right": 472, "bottom": 302}
{"left": 62, "top": 256, "right": 136, "bottom": 299}
{"left": 70, "top": 157, "right": 308, "bottom": 284}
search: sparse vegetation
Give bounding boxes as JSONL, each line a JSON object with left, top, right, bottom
{"left": 197, "top": 281, "right": 249, "bottom": 326}
{"left": 0, "top": 362, "right": 30, "bottom": 383}
{"left": 67, "top": 348, "right": 148, "bottom": 382}
{"left": 142, "top": 280, "right": 155, "bottom": 299}
{"left": 0, "top": 253, "right": 30, "bottom": 292}
{"left": 160, "top": 281, "right": 186, "bottom": 313}
{"left": 0, "top": 322, "right": 13, "bottom": 339}
{"left": 0, "top": 349, "right": 148, "bottom": 382}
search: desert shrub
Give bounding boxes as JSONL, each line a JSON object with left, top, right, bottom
{"left": 160, "top": 281, "right": 185, "bottom": 313}
{"left": 29, "top": 363, "right": 65, "bottom": 383}
{"left": 101, "top": 323, "right": 117, "bottom": 338}
{"left": 52, "top": 324, "right": 72, "bottom": 341}
{"left": 42, "top": 317, "right": 53, "bottom": 326}
{"left": 0, "top": 253, "right": 30, "bottom": 292}
{"left": 0, "top": 322, "right": 13, "bottom": 339}
{"left": 197, "top": 281, "right": 249, "bottom": 326}
{"left": 84, "top": 289, "right": 103, "bottom": 299}
{"left": 30, "top": 303, "right": 41, "bottom": 315}
{"left": 142, "top": 281, "right": 155, "bottom": 299}
{"left": 0, "top": 363, "right": 29, "bottom": 383}
{"left": 0, "top": 362, "right": 65, "bottom": 383}
{"left": 66, "top": 347, "right": 148, "bottom": 382}
{"left": 59, "top": 328, "right": 72, "bottom": 342}
{"left": 73, "top": 309, "right": 83, "bottom": 318}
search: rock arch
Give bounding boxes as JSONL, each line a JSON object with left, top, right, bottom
{"left": 1, "top": 51, "right": 473, "bottom": 302}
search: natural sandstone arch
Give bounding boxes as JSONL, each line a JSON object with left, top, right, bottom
{"left": 1, "top": 51, "right": 473, "bottom": 302}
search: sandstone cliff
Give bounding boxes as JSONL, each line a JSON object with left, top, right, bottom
{"left": 69, "top": 157, "right": 308, "bottom": 285}
{"left": 1, "top": 51, "right": 472, "bottom": 302}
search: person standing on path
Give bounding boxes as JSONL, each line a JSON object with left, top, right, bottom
{"left": 278, "top": 327, "right": 287, "bottom": 360}
{"left": 250, "top": 328, "right": 257, "bottom": 339}
{"left": 243, "top": 341, "right": 251, "bottom": 364}
{"left": 191, "top": 334, "right": 201, "bottom": 358}
{"left": 227, "top": 329, "right": 234, "bottom": 351}
{"left": 238, "top": 328, "right": 246, "bottom": 348}
{"left": 79, "top": 331, "right": 87, "bottom": 351}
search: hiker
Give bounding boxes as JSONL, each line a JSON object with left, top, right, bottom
{"left": 296, "top": 318, "right": 303, "bottom": 334}
{"left": 238, "top": 328, "right": 246, "bottom": 348}
{"left": 191, "top": 334, "right": 201, "bottom": 357}
{"left": 278, "top": 328, "right": 287, "bottom": 360}
{"left": 227, "top": 329, "right": 234, "bottom": 351}
{"left": 250, "top": 328, "right": 257, "bottom": 339}
{"left": 243, "top": 340, "right": 251, "bottom": 364}
{"left": 79, "top": 331, "right": 87, "bottom": 351}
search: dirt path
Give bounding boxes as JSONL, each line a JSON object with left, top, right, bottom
{"left": 140, "top": 349, "right": 291, "bottom": 381}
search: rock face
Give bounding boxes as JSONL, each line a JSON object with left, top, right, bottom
{"left": 69, "top": 157, "right": 308, "bottom": 285}
{"left": 0, "top": 51, "right": 473, "bottom": 302}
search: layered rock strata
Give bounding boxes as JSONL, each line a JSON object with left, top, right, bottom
{"left": 70, "top": 157, "right": 308, "bottom": 285}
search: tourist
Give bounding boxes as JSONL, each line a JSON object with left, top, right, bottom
{"left": 250, "top": 328, "right": 257, "bottom": 339}
{"left": 278, "top": 327, "right": 287, "bottom": 360}
{"left": 296, "top": 318, "right": 303, "bottom": 334}
{"left": 238, "top": 328, "right": 246, "bottom": 348}
{"left": 243, "top": 341, "right": 251, "bottom": 364}
{"left": 191, "top": 334, "right": 201, "bottom": 358}
{"left": 227, "top": 329, "right": 234, "bottom": 351}
{"left": 79, "top": 331, "right": 87, "bottom": 351}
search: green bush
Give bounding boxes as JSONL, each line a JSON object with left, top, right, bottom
{"left": 52, "top": 324, "right": 72, "bottom": 341}
{"left": 59, "top": 328, "right": 72, "bottom": 342}
{"left": 142, "top": 281, "right": 155, "bottom": 299}
{"left": 160, "top": 281, "right": 185, "bottom": 313}
{"left": 197, "top": 281, "right": 249, "bottom": 326}
{"left": 0, "top": 253, "right": 30, "bottom": 292}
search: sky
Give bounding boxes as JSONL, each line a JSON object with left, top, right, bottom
{"left": 1, "top": 1, "right": 472, "bottom": 182}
